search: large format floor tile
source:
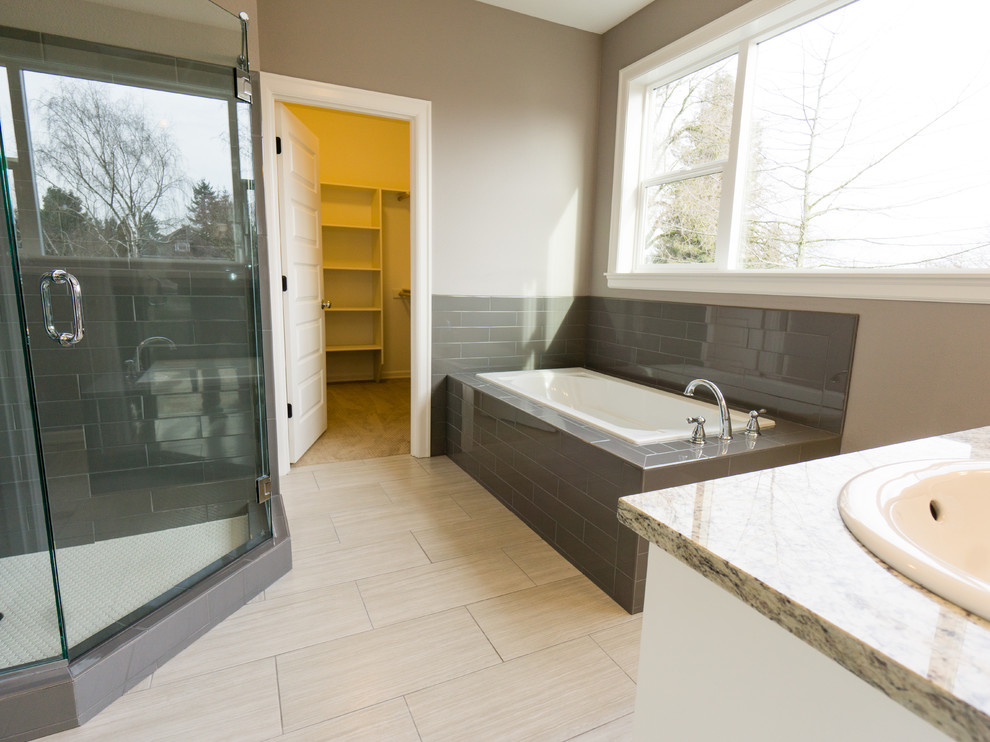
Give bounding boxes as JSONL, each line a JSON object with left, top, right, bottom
{"left": 502, "top": 539, "right": 582, "bottom": 584}
{"left": 405, "top": 636, "right": 637, "bottom": 741}
{"left": 329, "top": 496, "right": 474, "bottom": 545}
{"left": 569, "top": 714, "right": 636, "bottom": 741}
{"left": 48, "top": 453, "right": 644, "bottom": 741}
{"left": 48, "top": 659, "right": 282, "bottom": 742}
{"left": 264, "top": 531, "right": 430, "bottom": 600}
{"left": 468, "top": 575, "right": 635, "bottom": 660}
{"left": 263, "top": 699, "right": 420, "bottom": 742}
{"left": 276, "top": 608, "right": 501, "bottom": 732}
{"left": 311, "top": 455, "right": 431, "bottom": 489}
{"left": 152, "top": 582, "right": 371, "bottom": 687}
{"left": 285, "top": 481, "right": 393, "bottom": 520}
{"left": 411, "top": 512, "right": 541, "bottom": 562}
{"left": 592, "top": 615, "right": 644, "bottom": 682}
{"left": 357, "top": 550, "right": 535, "bottom": 627}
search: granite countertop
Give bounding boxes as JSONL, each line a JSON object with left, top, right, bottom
{"left": 618, "top": 427, "right": 990, "bottom": 741}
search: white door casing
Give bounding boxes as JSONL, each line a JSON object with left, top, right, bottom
{"left": 260, "top": 72, "right": 432, "bottom": 474}
{"left": 275, "top": 104, "right": 327, "bottom": 462}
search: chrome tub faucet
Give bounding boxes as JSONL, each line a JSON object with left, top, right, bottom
{"left": 683, "top": 378, "right": 732, "bottom": 440}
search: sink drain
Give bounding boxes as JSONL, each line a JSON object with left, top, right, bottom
{"left": 929, "top": 499, "right": 942, "bottom": 521}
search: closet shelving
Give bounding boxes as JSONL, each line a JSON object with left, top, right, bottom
{"left": 321, "top": 183, "right": 409, "bottom": 381}
{"left": 321, "top": 182, "right": 384, "bottom": 381}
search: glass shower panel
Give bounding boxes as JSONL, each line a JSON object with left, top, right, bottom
{"left": 0, "top": 74, "right": 63, "bottom": 673}
{"left": 2, "top": 29, "right": 270, "bottom": 658}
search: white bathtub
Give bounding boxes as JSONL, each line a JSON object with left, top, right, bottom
{"left": 476, "top": 368, "right": 772, "bottom": 445}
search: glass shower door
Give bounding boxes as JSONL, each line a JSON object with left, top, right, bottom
{"left": 0, "top": 74, "right": 63, "bottom": 673}
{"left": 2, "top": 30, "right": 271, "bottom": 658}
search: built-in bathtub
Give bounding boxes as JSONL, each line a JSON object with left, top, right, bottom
{"left": 478, "top": 368, "right": 775, "bottom": 445}
{"left": 446, "top": 370, "right": 840, "bottom": 612}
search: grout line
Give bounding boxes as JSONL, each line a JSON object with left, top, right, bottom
{"left": 402, "top": 695, "right": 426, "bottom": 741}
{"left": 353, "top": 575, "right": 374, "bottom": 627}
{"left": 589, "top": 629, "right": 640, "bottom": 686}
{"left": 464, "top": 601, "right": 508, "bottom": 664}
{"left": 407, "top": 529, "right": 433, "bottom": 563}
{"left": 562, "top": 712, "right": 635, "bottom": 741}
{"left": 273, "top": 653, "right": 287, "bottom": 736}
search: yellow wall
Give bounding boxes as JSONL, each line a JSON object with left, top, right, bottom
{"left": 286, "top": 103, "right": 412, "bottom": 379}
{"left": 284, "top": 104, "right": 410, "bottom": 189}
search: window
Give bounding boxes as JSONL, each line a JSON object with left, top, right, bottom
{"left": 608, "top": 0, "right": 990, "bottom": 301}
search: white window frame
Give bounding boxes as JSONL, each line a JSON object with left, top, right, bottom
{"left": 606, "top": 0, "right": 990, "bottom": 303}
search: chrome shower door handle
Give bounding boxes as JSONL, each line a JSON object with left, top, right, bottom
{"left": 39, "top": 269, "right": 85, "bottom": 346}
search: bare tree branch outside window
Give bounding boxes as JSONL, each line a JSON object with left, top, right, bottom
{"left": 26, "top": 77, "right": 238, "bottom": 261}
{"left": 639, "top": 0, "right": 990, "bottom": 271}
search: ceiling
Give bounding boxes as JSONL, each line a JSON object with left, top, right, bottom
{"left": 473, "top": 0, "right": 655, "bottom": 33}
{"left": 89, "top": 0, "right": 237, "bottom": 28}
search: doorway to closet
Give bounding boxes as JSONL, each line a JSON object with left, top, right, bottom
{"left": 279, "top": 103, "right": 412, "bottom": 466}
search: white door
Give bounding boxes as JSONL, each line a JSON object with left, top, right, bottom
{"left": 276, "top": 104, "right": 326, "bottom": 462}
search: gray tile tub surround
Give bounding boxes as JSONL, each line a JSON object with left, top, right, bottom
{"left": 617, "top": 429, "right": 990, "bottom": 741}
{"left": 431, "top": 295, "right": 587, "bottom": 454}
{"left": 445, "top": 372, "right": 838, "bottom": 614}
{"left": 585, "top": 298, "right": 857, "bottom": 434}
{"left": 430, "top": 294, "right": 857, "bottom": 455}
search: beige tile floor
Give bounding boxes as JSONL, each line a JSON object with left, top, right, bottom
{"left": 48, "top": 455, "right": 642, "bottom": 741}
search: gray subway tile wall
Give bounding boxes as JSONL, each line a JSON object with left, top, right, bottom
{"left": 585, "top": 297, "right": 856, "bottom": 432}
{"left": 19, "top": 257, "right": 267, "bottom": 550}
{"left": 435, "top": 293, "right": 855, "bottom": 611}
{"left": 431, "top": 296, "right": 588, "bottom": 454}
{"left": 432, "top": 294, "right": 857, "bottom": 454}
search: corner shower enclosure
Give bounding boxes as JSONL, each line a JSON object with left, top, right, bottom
{"left": 0, "top": 8, "right": 271, "bottom": 676}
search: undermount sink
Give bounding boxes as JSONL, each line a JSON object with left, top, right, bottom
{"left": 839, "top": 459, "right": 990, "bottom": 621}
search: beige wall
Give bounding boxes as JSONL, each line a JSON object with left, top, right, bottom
{"left": 592, "top": 0, "right": 990, "bottom": 453}
{"left": 256, "top": 0, "right": 601, "bottom": 297}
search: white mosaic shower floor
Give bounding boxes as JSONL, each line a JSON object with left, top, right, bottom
{"left": 0, "top": 516, "right": 248, "bottom": 670}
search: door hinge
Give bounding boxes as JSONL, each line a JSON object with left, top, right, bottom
{"left": 287, "top": 403, "right": 293, "bottom": 418}
{"left": 282, "top": 275, "right": 288, "bottom": 292}
{"left": 235, "top": 70, "right": 252, "bottom": 103}
{"left": 256, "top": 475, "right": 272, "bottom": 504}
{"left": 276, "top": 136, "right": 281, "bottom": 155}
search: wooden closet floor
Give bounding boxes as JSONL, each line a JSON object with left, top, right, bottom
{"left": 296, "top": 379, "right": 410, "bottom": 466}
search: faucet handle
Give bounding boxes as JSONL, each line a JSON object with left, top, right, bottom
{"left": 687, "top": 416, "right": 707, "bottom": 444}
{"left": 744, "top": 409, "right": 766, "bottom": 436}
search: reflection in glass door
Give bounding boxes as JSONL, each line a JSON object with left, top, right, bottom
{"left": 0, "top": 68, "right": 63, "bottom": 672}
{"left": 1, "top": 30, "right": 271, "bottom": 658}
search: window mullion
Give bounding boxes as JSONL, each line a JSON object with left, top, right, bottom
{"left": 641, "top": 160, "right": 727, "bottom": 189}
{"left": 715, "top": 39, "right": 757, "bottom": 270}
